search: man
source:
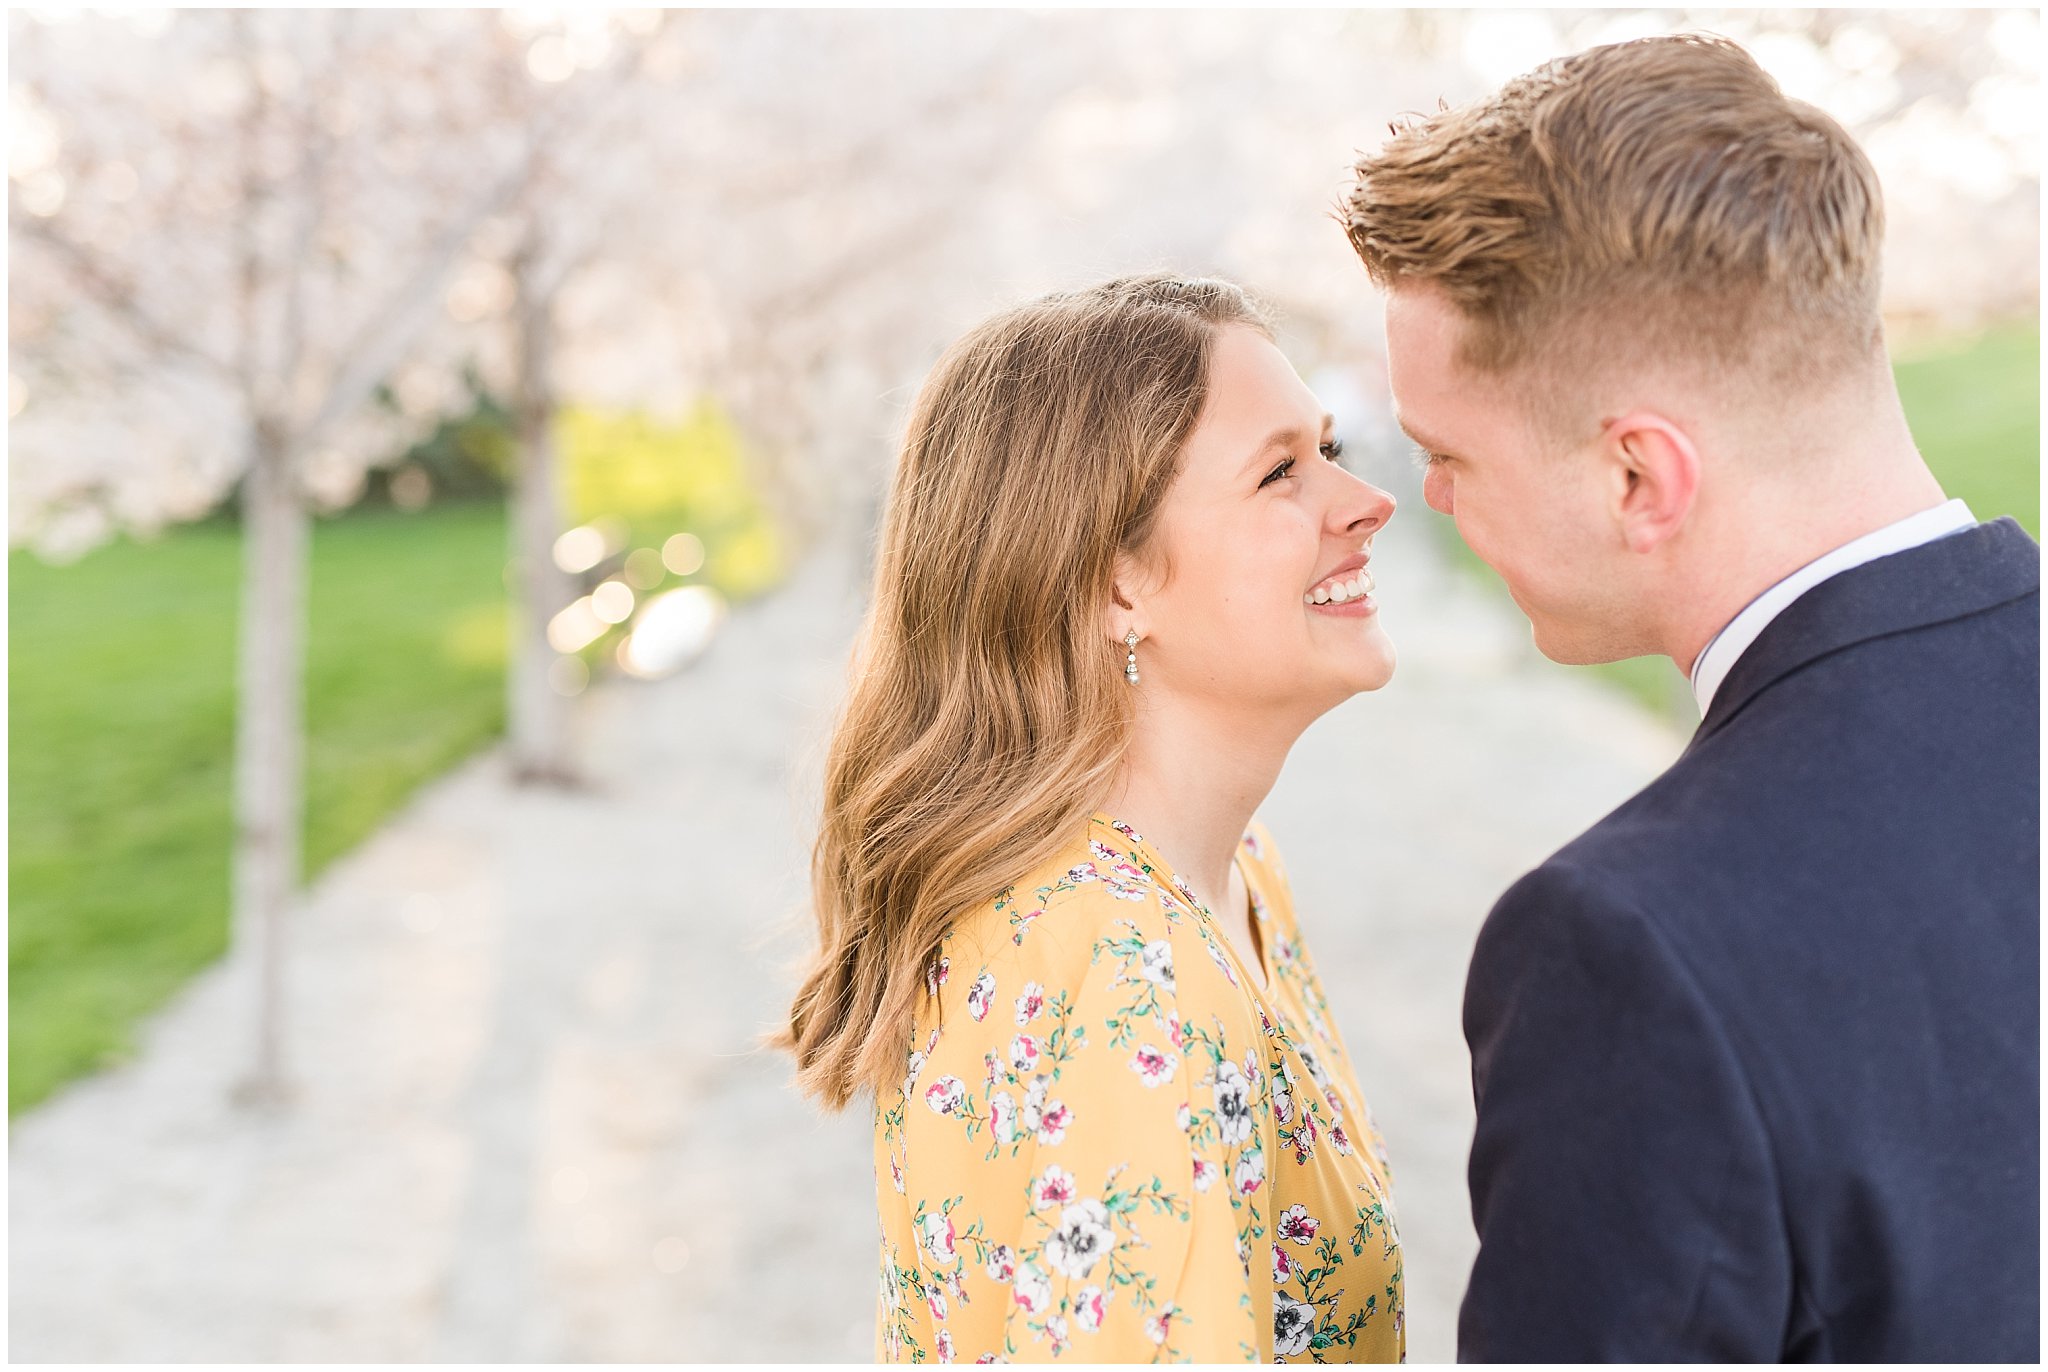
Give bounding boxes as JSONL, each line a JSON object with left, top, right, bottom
{"left": 1343, "top": 34, "right": 2038, "bottom": 1361}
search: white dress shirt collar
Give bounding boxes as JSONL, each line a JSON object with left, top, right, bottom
{"left": 1688, "top": 498, "right": 1978, "bottom": 716}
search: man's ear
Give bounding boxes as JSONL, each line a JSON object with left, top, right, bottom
{"left": 1600, "top": 410, "right": 1701, "bottom": 555}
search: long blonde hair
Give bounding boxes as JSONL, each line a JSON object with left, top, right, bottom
{"left": 773, "top": 274, "right": 1272, "bottom": 1110}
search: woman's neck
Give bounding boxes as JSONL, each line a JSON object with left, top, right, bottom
{"left": 1100, "top": 697, "right": 1297, "bottom": 915}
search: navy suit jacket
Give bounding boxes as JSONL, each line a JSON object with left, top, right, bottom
{"left": 1459, "top": 517, "right": 2040, "bottom": 1361}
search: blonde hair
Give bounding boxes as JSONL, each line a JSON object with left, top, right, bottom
{"left": 1343, "top": 34, "right": 1884, "bottom": 397}
{"left": 773, "top": 274, "right": 1271, "bottom": 1110}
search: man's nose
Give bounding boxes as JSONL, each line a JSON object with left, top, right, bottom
{"left": 1422, "top": 465, "right": 1453, "bottom": 516}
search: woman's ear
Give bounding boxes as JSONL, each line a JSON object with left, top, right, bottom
{"left": 1105, "top": 553, "right": 1148, "bottom": 644}
{"left": 1601, "top": 409, "right": 1701, "bottom": 555}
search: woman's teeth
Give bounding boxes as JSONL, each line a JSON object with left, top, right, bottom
{"left": 1306, "top": 569, "right": 1375, "bottom": 605}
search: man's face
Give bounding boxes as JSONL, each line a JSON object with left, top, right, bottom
{"left": 1382, "top": 284, "right": 1640, "bottom": 664}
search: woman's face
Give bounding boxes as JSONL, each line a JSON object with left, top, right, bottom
{"left": 1123, "top": 325, "right": 1397, "bottom": 721}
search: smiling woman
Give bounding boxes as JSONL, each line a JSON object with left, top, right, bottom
{"left": 772, "top": 274, "right": 1408, "bottom": 1363}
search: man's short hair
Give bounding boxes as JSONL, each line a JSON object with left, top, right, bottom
{"left": 1344, "top": 34, "right": 1885, "bottom": 404}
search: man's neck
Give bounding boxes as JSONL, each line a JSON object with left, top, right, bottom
{"left": 1100, "top": 698, "right": 1299, "bottom": 915}
{"left": 1669, "top": 465, "right": 1951, "bottom": 677}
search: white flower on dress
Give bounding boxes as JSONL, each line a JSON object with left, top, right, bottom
{"left": 935, "top": 1329, "right": 955, "bottom": 1364}
{"left": 1045, "top": 1198, "right": 1115, "bottom": 1278}
{"left": 1233, "top": 1147, "right": 1266, "bottom": 1197}
{"left": 1175, "top": 1102, "right": 1193, "bottom": 1134}
{"left": 1165, "top": 1009, "right": 1184, "bottom": 1049}
{"left": 989, "top": 1090, "right": 1018, "bottom": 1145}
{"left": 1329, "top": 1122, "right": 1355, "bottom": 1156}
{"left": 928, "top": 1288, "right": 949, "bottom": 1322}
{"left": 924, "top": 1075, "right": 966, "bottom": 1117}
{"left": 890, "top": 1153, "right": 906, "bottom": 1194}
{"left": 1137, "top": 939, "right": 1176, "bottom": 993}
{"left": 1191, "top": 1157, "right": 1219, "bottom": 1192}
{"left": 902, "top": 1049, "right": 928, "bottom": 1098}
{"left": 966, "top": 971, "right": 997, "bottom": 1022}
{"left": 1035, "top": 1099, "right": 1072, "bottom": 1145}
{"left": 1272, "top": 1079, "right": 1294, "bottom": 1126}
{"left": 1013, "top": 1261, "right": 1052, "bottom": 1315}
{"left": 1008, "top": 1034, "right": 1041, "bottom": 1075}
{"left": 1290, "top": 1110, "right": 1320, "bottom": 1164}
{"left": 1014, "top": 982, "right": 1045, "bottom": 1025}
{"left": 1074, "top": 1283, "right": 1108, "bottom": 1332}
{"left": 1021, "top": 1074, "right": 1050, "bottom": 1134}
{"left": 1144, "top": 1306, "right": 1178, "bottom": 1347}
{"left": 932, "top": 955, "right": 950, "bottom": 986}
{"left": 972, "top": 1355, "right": 1004, "bottom": 1365}
{"left": 1273, "top": 1243, "right": 1293, "bottom": 1282}
{"left": 1273, "top": 1292, "right": 1317, "bottom": 1356}
{"left": 1296, "top": 1043, "right": 1332, "bottom": 1090}
{"left": 1089, "top": 839, "right": 1120, "bottom": 863}
{"left": 1033, "top": 1165, "right": 1077, "bottom": 1210}
{"left": 1205, "top": 937, "right": 1239, "bottom": 987}
{"left": 921, "top": 1211, "right": 958, "bottom": 1265}
{"left": 1044, "top": 1314, "right": 1071, "bottom": 1356}
{"left": 1129, "top": 1044, "right": 1178, "bottom": 1086}
{"left": 985, "top": 1243, "right": 1017, "bottom": 1283}
{"left": 1211, "top": 1060, "right": 1254, "bottom": 1146}
{"left": 1278, "top": 1203, "right": 1320, "bottom": 1245}
{"left": 1064, "top": 863, "right": 1097, "bottom": 885}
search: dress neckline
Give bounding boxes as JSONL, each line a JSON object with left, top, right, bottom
{"left": 1087, "top": 811, "right": 1273, "bottom": 995}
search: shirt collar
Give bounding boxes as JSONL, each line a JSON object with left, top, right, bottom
{"left": 1688, "top": 498, "right": 1978, "bottom": 716}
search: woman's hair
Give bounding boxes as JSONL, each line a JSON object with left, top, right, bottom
{"left": 773, "top": 273, "right": 1271, "bottom": 1111}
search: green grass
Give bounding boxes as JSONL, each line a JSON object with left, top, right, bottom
{"left": 1437, "top": 323, "right": 2041, "bottom": 721}
{"left": 9, "top": 502, "right": 511, "bottom": 1114}
{"left": 1894, "top": 324, "right": 2039, "bottom": 539}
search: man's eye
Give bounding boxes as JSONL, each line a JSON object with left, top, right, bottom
{"left": 1258, "top": 457, "right": 1297, "bottom": 489}
{"left": 1319, "top": 438, "right": 1346, "bottom": 467}
{"left": 1410, "top": 445, "right": 1449, "bottom": 470}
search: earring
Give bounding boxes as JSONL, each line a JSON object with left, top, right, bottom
{"left": 1124, "top": 629, "right": 1139, "bottom": 685}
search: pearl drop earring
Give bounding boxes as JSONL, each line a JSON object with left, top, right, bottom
{"left": 1124, "top": 629, "right": 1140, "bottom": 685}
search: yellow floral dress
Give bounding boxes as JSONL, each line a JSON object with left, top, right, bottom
{"left": 874, "top": 813, "right": 1403, "bottom": 1363}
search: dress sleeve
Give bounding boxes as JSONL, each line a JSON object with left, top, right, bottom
{"left": 897, "top": 874, "right": 1267, "bottom": 1363}
{"left": 1458, "top": 860, "right": 1790, "bottom": 1360}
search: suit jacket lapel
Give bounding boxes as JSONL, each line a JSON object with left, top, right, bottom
{"left": 1690, "top": 516, "right": 2041, "bottom": 746}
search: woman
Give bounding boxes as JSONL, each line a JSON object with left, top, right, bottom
{"left": 776, "top": 274, "right": 1403, "bottom": 1362}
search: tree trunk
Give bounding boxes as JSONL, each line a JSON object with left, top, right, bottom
{"left": 230, "top": 418, "right": 307, "bottom": 1106}
{"left": 507, "top": 251, "right": 578, "bottom": 787}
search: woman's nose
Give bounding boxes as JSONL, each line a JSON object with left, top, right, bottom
{"left": 1341, "top": 478, "right": 1397, "bottom": 537}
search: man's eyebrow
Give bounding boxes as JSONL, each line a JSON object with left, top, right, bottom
{"left": 1239, "top": 415, "right": 1336, "bottom": 477}
{"left": 1393, "top": 412, "right": 1450, "bottom": 454}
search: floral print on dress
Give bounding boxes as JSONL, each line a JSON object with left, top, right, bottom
{"left": 875, "top": 815, "right": 1401, "bottom": 1363}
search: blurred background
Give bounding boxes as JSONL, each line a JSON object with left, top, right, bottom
{"left": 8, "top": 7, "right": 2037, "bottom": 1363}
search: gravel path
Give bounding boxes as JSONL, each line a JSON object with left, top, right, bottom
{"left": 9, "top": 510, "right": 1685, "bottom": 1363}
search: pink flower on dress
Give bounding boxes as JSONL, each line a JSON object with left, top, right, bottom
{"left": 1014, "top": 982, "right": 1045, "bottom": 1025}
{"left": 1329, "top": 1122, "right": 1355, "bottom": 1156}
{"left": 1013, "top": 1262, "right": 1052, "bottom": 1316}
{"left": 924, "top": 1075, "right": 966, "bottom": 1117}
{"left": 1129, "top": 1044, "right": 1178, "bottom": 1087}
{"left": 935, "top": 1329, "right": 955, "bottom": 1363}
{"left": 1035, "top": 1099, "right": 1071, "bottom": 1145}
{"left": 966, "top": 970, "right": 996, "bottom": 1022}
{"left": 985, "top": 1243, "right": 1017, "bottom": 1283}
{"left": 1089, "top": 839, "right": 1120, "bottom": 863}
{"left": 890, "top": 1153, "right": 905, "bottom": 1193}
{"left": 1233, "top": 1147, "right": 1266, "bottom": 1197}
{"left": 1144, "top": 1306, "right": 1177, "bottom": 1346}
{"left": 1273, "top": 1244, "right": 1293, "bottom": 1281}
{"left": 1008, "top": 1034, "right": 1040, "bottom": 1075}
{"left": 1278, "top": 1203, "right": 1320, "bottom": 1245}
{"left": 933, "top": 956, "right": 950, "bottom": 985}
{"left": 929, "top": 1288, "right": 949, "bottom": 1322}
{"left": 1165, "top": 1010, "right": 1184, "bottom": 1049}
{"left": 1074, "top": 1283, "right": 1109, "bottom": 1332}
{"left": 1191, "top": 1157, "right": 1219, "bottom": 1193}
{"left": 1033, "top": 1165, "right": 1077, "bottom": 1210}
{"left": 1291, "top": 1111, "right": 1319, "bottom": 1165}
{"left": 988, "top": 1091, "right": 1018, "bottom": 1145}
{"left": 921, "top": 1211, "right": 958, "bottom": 1265}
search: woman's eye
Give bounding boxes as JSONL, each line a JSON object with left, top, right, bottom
{"left": 1258, "top": 457, "right": 1296, "bottom": 489}
{"left": 1319, "top": 438, "right": 1346, "bottom": 467}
